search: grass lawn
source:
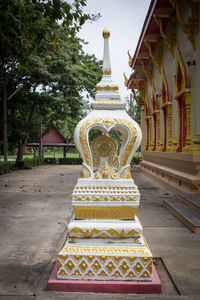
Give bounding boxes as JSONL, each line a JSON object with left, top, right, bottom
{"left": 0, "top": 151, "right": 80, "bottom": 160}
{"left": 0, "top": 150, "right": 141, "bottom": 161}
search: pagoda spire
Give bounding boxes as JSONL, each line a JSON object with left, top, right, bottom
{"left": 102, "top": 28, "right": 111, "bottom": 75}
{"left": 92, "top": 28, "right": 125, "bottom": 110}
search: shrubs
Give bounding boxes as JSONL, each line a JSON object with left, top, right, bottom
{"left": 24, "top": 157, "right": 43, "bottom": 167}
{"left": 15, "top": 157, "right": 43, "bottom": 169}
{"left": 44, "top": 158, "right": 57, "bottom": 164}
{"left": 0, "top": 161, "right": 14, "bottom": 175}
{"left": 58, "top": 158, "right": 82, "bottom": 165}
{"left": 43, "top": 157, "right": 82, "bottom": 165}
{"left": 131, "top": 156, "right": 141, "bottom": 165}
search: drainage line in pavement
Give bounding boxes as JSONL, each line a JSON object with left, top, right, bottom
{"left": 160, "top": 257, "right": 181, "bottom": 295}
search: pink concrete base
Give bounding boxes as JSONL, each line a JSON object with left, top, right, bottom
{"left": 47, "top": 263, "right": 162, "bottom": 294}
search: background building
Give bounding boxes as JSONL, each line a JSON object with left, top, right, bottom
{"left": 126, "top": 0, "right": 200, "bottom": 194}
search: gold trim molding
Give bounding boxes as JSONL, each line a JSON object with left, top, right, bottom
{"left": 102, "top": 69, "right": 111, "bottom": 75}
{"left": 144, "top": 40, "right": 162, "bottom": 72}
{"left": 154, "top": 15, "right": 176, "bottom": 55}
{"left": 73, "top": 205, "right": 138, "bottom": 220}
{"left": 70, "top": 227, "right": 140, "bottom": 238}
{"left": 96, "top": 85, "right": 119, "bottom": 92}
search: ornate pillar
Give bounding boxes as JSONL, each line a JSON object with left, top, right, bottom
{"left": 145, "top": 118, "right": 148, "bottom": 150}
{"left": 155, "top": 111, "right": 160, "bottom": 151}
{"left": 149, "top": 116, "right": 153, "bottom": 150}
{"left": 167, "top": 104, "right": 172, "bottom": 151}
{"left": 56, "top": 28, "right": 153, "bottom": 282}
{"left": 183, "top": 91, "right": 191, "bottom": 152}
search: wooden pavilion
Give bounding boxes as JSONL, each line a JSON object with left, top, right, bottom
{"left": 28, "top": 124, "right": 75, "bottom": 158}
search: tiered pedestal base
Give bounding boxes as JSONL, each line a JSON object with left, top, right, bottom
{"left": 57, "top": 233, "right": 152, "bottom": 281}
{"left": 47, "top": 263, "right": 162, "bottom": 294}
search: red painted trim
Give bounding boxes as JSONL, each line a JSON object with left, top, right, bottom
{"left": 47, "top": 263, "right": 162, "bottom": 294}
{"left": 146, "top": 119, "right": 149, "bottom": 150}
{"left": 131, "top": 0, "right": 158, "bottom": 68}
{"left": 162, "top": 108, "right": 167, "bottom": 152}
{"left": 153, "top": 114, "right": 157, "bottom": 151}
{"left": 177, "top": 99, "right": 183, "bottom": 152}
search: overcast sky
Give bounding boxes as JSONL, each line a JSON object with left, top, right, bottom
{"left": 78, "top": 0, "right": 151, "bottom": 101}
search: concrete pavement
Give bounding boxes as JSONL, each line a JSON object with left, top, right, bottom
{"left": 0, "top": 165, "right": 200, "bottom": 300}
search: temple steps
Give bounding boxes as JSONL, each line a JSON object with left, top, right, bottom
{"left": 176, "top": 194, "right": 200, "bottom": 213}
{"left": 163, "top": 195, "right": 200, "bottom": 234}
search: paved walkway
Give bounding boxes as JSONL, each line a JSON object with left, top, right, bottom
{"left": 0, "top": 165, "right": 200, "bottom": 300}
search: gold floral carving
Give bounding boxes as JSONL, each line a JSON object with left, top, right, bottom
{"left": 74, "top": 195, "right": 137, "bottom": 202}
{"left": 102, "top": 117, "right": 115, "bottom": 128}
{"left": 80, "top": 164, "right": 92, "bottom": 178}
{"left": 94, "top": 162, "right": 118, "bottom": 180}
{"left": 79, "top": 117, "right": 137, "bottom": 174}
{"left": 91, "top": 135, "right": 118, "bottom": 169}
{"left": 58, "top": 254, "right": 152, "bottom": 278}
{"left": 120, "top": 166, "right": 132, "bottom": 179}
{"left": 73, "top": 205, "right": 138, "bottom": 219}
{"left": 60, "top": 246, "right": 151, "bottom": 255}
{"left": 70, "top": 227, "right": 140, "bottom": 238}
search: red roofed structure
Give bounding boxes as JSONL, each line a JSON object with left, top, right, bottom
{"left": 28, "top": 124, "right": 75, "bottom": 158}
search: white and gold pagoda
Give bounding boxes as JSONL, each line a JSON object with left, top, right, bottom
{"left": 57, "top": 28, "right": 153, "bottom": 281}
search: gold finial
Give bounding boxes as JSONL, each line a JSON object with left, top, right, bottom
{"left": 123, "top": 72, "right": 128, "bottom": 86}
{"left": 102, "top": 28, "right": 110, "bottom": 38}
{"left": 128, "top": 50, "right": 133, "bottom": 67}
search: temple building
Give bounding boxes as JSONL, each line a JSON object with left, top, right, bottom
{"left": 126, "top": 0, "right": 200, "bottom": 194}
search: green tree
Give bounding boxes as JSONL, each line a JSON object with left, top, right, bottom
{"left": 0, "top": 0, "right": 100, "bottom": 161}
{"left": 4, "top": 28, "right": 102, "bottom": 160}
{"left": 125, "top": 92, "right": 141, "bottom": 126}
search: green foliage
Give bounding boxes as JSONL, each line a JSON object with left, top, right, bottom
{"left": 58, "top": 157, "right": 82, "bottom": 164}
{"left": 0, "top": 161, "right": 14, "bottom": 175}
{"left": 24, "top": 157, "right": 43, "bottom": 167}
{"left": 0, "top": 0, "right": 102, "bottom": 160}
{"left": 15, "top": 157, "right": 43, "bottom": 168}
{"left": 44, "top": 158, "right": 57, "bottom": 164}
{"left": 125, "top": 93, "right": 141, "bottom": 126}
{"left": 131, "top": 155, "right": 141, "bottom": 165}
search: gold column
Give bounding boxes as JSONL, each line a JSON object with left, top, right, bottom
{"left": 149, "top": 117, "right": 153, "bottom": 151}
{"left": 183, "top": 92, "right": 191, "bottom": 152}
{"left": 145, "top": 119, "right": 148, "bottom": 151}
{"left": 155, "top": 111, "right": 160, "bottom": 151}
{"left": 167, "top": 104, "right": 172, "bottom": 151}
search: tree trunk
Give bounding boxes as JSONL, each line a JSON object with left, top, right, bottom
{"left": 3, "top": 78, "right": 8, "bottom": 162}
{"left": 17, "top": 140, "right": 24, "bottom": 161}
{"left": 17, "top": 136, "right": 29, "bottom": 161}
{"left": 39, "top": 116, "right": 42, "bottom": 157}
